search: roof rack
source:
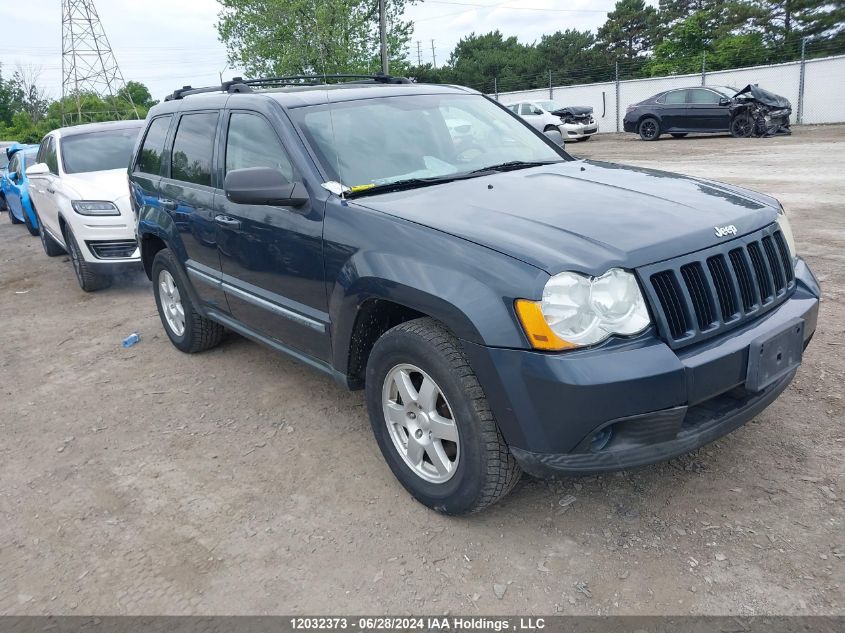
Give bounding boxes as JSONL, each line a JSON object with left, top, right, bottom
{"left": 164, "top": 73, "right": 412, "bottom": 101}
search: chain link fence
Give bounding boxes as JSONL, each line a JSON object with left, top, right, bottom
{"left": 468, "top": 39, "right": 845, "bottom": 133}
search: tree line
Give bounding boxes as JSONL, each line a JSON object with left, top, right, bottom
{"left": 0, "top": 67, "right": 157, "bottom": 144}
{"left": 218, "top": 0, "right": 845, "bottom": 92}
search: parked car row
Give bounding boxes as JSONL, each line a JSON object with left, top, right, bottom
{"left": 1, "top": 75, "right": 819, "bottom": 515}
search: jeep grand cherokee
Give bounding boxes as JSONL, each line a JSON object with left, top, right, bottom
{"left": 130, "top": 75, "right": 819, "bottom": 515}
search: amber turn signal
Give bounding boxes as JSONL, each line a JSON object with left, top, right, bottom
{"left": 514, "top": 299, "right": 577, "bottom": 351}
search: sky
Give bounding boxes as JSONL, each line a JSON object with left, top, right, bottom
{"left": 0, "top": 1, "right": 638, "bottom": 102}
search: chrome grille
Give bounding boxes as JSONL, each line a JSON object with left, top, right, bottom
{"left": 640, "top": 224, "right": 796, "bottom": 349}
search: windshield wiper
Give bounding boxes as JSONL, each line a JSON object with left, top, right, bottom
{"left": 346, "top": 174, "right": 474, "bottom": 198}
{"left": 468, "top": 160, "right": 563, "bottom": 175}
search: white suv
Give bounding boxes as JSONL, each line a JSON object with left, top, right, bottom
{"left": 27, "top": 120, "right": 145, "bottom": 291}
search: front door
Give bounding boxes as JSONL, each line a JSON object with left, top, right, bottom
{"left": 215, "top": 110, "right": 330, "bottom": 361}
{"left": 686, "top": 88, "right": 731, "bottom": 131}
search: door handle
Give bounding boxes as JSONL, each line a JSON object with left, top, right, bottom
{"left": 47, "top": 187, "right": 55, "bottom": 194}
{"left": 160, "top": 199, "right": 177, "bottom": 210}
{"left": 214, "top": 214, "right": 241, "bottom": 228}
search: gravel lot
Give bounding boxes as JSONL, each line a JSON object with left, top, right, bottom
{"left": 0, "top": 125, "right": 842, "bottom": 616}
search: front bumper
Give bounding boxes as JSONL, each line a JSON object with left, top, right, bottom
{"left": 560, "top": 121, "right": 598, "bottom": 138}
{"left": 462, "top": 259, "right": 820, "bottom": 476}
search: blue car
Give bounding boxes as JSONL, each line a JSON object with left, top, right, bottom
{"left": 2, "top": 143, "right": 40, "bottom": 235}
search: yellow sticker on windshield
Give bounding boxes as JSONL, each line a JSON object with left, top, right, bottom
{"left": 350, "top": 184, "right": 376, "bottom": 193}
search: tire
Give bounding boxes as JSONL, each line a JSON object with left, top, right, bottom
{"left": 7, "top": 203, "right": 22, "bottom": 224}
{"left": 23, "top": 210, "right": 39, "bottom": 236}
{"left": 64, "top": 225, "right": 112, "bottom": 292}
{"left": 671, "top": 133, "right": 688, "bottom": 138}
{"left": 638, "top": 117, "right": 661, "bottom": 141}
{"left": 152, "top": 248, "right": 224, "bottom": 353}
{"left": 36, "top": 211, "right": 66, "bottom": 257}
{"left": 365, "top": 317, "right": 521, "bottom": 515}
{"left": 730, "top": 115, "right": 752, "bottom": 138}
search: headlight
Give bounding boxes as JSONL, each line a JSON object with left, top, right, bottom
{"left": 776, "top": 205, "right": 797, "bottom": 259}
{"left": 72, "top": 200, "right": 120, "bottom": 216}
{"left": 516, "top": 268, "right": 651, "bottom": 350}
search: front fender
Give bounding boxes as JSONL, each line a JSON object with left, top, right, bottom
{"left": 324, "top": 202, "right": 548, "bottom": 375}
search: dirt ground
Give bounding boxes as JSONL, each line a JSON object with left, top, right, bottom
{"left": 0, "top": 125, "right": 842, "bottom": 616}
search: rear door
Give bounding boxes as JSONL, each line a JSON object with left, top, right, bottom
{"left": 686, "top": 88, "right": 730, "bottom": 131}
{"left": 214, "top": 109, "right": 330, "bottom": 361}
{"left": 159, "top": 110, "right": 229, "bottom": 310}
{"left": 519, "top": 103, "right": 544, "bottom": 132}
{"left": 658, "top": 90, "right": 689, "bottom": 131}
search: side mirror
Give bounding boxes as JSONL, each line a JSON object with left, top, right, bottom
{"left": 543, "top": 129, "right": 565, "bottom": 149}
{"left": 26, "top": 162, "right": 49, "bottom": 177}
{"left": 719, "top": 97, "right": 730, "bottom": 106}
{"left": 224, "top": 167, "right": 308, "bottom": 207}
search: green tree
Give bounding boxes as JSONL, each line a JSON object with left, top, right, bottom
{"left": 118, "top": 81, "right": 157, "bottom": 110}
{"left": 217, "top": 0, "right": 415, "bottom": 77}
{"left": 596, "top": 0, "right": 660, "bottom": 61}
{"left": 536, "top": 30, "right": 610, "bottom": 83}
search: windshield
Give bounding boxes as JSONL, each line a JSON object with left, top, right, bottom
{"left": 290, "top": 93, "right": 565, "bottom": 191}
{"left": 61, "top": 127, "right": 142, "bottom": 174}
{"left": 535, "top": 100, "right": 564, "bottom": 112}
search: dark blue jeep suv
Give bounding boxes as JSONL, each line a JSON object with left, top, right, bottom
{"left": 130, "top": 75, "right": 820, "bottom": 514}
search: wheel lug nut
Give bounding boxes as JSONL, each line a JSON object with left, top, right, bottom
{"left": 407, "top": 412, "right": 416, "bottom": 420}
{"left": 414, "top": 429, "right": 423, "bottom": 439}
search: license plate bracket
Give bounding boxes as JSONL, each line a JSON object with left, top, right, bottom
{"left": 745, "top": 318, "right": 804, "bottom": 392}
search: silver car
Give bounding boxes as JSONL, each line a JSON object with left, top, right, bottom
{"left": 506, "top": 100, "right": 598, "bottom": 141}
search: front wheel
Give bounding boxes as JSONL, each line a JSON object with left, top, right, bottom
{"left": 65, "top": 226, "right": 112, "bottom": 292}
{"left": 23, "top": 210, "right": 39, "bottom": 236}
{"left": 152, "top": 248, "right": 224, "bottom": 353}
{"left": 7, "top": 203, "right": 22, "bottom": 224}
{"left": 730, "top": 115, "right": 752, "bottom": 138}
{"left": 365, "top": 318, "right": 521, "bottom": 514}
{"left": 638, "top": 117, "right": 661, "bottom": 141}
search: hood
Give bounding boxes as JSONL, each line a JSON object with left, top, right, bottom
{"left": 550, "top": 105, "right": 593, "bottom": 117}
{"left": 61, "top": 168, "right": 131, "bottom": 203}
{"left": 734, "top": 84, "right": 791, "bottom": 109}
{"left": 354, "top": 160, "right": 779, "bottom": 274}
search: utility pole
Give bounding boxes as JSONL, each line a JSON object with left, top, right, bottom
{"left": 61, "top": 0, "right": 137, "bottom": 125}
{"left": 798, "top": 37, "right": 808, "bottom": 124}
{"left": 379, "top": 0, "right": 388, "bottom": 75}
{"left": 431, "top": 40, "right": 437, "bottom": 69}
{"left": 416, "top": 41, "right": 422, "bottom": 67}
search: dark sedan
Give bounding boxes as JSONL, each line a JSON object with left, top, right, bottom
{"left": 624, "top": 86, "right": 739, "bottom": 140}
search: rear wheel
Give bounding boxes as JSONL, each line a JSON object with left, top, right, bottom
{"left": 638, "top": 117, "right": 661, "bottom": 141}
{"left": 365, "top": 318, "right": 521, "bottom": 514}
{"left": 152, "top": 248, "right": 224, "bottom": 353}
{"left": 22, "top": 210, "right": 39, "bottom": 236}
{"left": 671, "top": 133, "right": 688, "bottom": 138}
{"left": 730, "top": 115, "right": 752, "bottom": 138}
{"left": 64, "top": 226, "right": 112, "bottom": 292}
{"left": 7, "top": 203, "right": 22, "bottom": 224}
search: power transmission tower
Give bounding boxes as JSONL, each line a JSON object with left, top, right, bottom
{"left": 61, "top": 0, "right": 138, "bottom": 126}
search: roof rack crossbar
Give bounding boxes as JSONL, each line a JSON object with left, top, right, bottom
{"left": 164, "top": 73, "right": 412, "bottom": 100}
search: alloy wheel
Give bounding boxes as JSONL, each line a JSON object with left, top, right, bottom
{"left": 641, "top": 120, "right": 657, "bottom": 139}
{"left": 158, "top": 270, "right": 186, "bottom": 337}
{"left": 382, "top": 364, "right": 460, "bottom": 484}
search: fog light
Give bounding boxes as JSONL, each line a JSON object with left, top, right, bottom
{"left": 590, "top": 426, "right": 614, "bottom": 452}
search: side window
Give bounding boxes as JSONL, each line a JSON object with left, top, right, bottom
{"left": 688, "top": 89, "right": 722, "bottom": 104}
{"left": 170, "top": 112, "right": 217, "bottom": 187}
{"left": 225, "top": 112, "right": 295, "bottom": 183}
{"left": 44, "top": 137, "right": 59, "bottom": 175}
{"left": 135, "top": 115, "right": 172, "bottom": 175}
{"left": 507, "top": 104, "right": 519, "bottom": 114}
{"left": 8, "top": 153, "right": 20, "bottom": 175}
{"left": 663, "top": 90, "right": 687, "bottom": 105}
{"left": 519, "top": 103, "right": 535, "bottom": 116}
